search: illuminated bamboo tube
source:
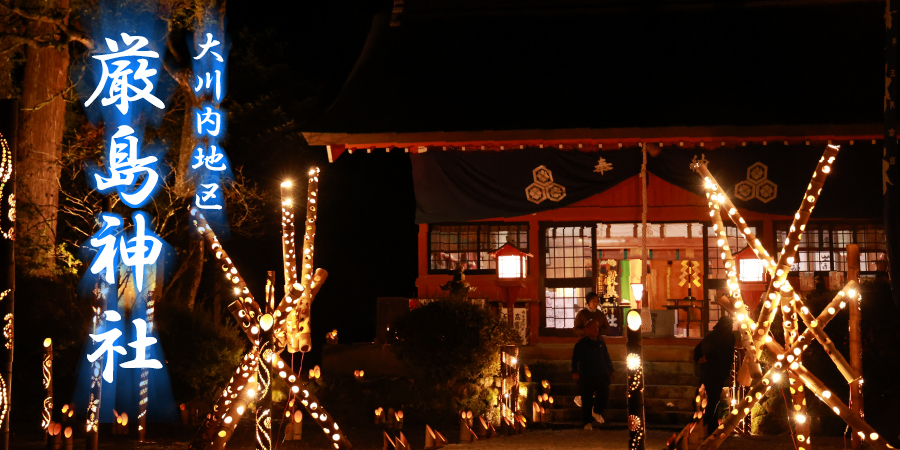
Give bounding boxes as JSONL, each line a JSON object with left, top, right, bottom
{"left": 766, "top": 282, "right": 861, "bottom": 383}
{"left": 695, "top": 145, "right": 841, "bottom": 353}
{"left": 847, "top": 244, "right": 863, "bottom": 450}
{"left": 291, "top": 167, "right": 320, "bottom": 353}
{"left": 792, "top": 364, "right": 890, "bottom": 450}
{"left": 459, "top": 411, "right": 472, "bottom": 442}
{"left": 703, "top": 199, "right": 762, "bottom": 381}
{"left": 702, "top": 161, "right": 859, "bottom": 383}
{"left": 42, "top": 338, "right": 52, "bottom": 436}
{"left": 292, "top": 382, "right": 351, "bottom": 449}
{"left": 189, "top": 350, "right": 260, "bottom": 450}
{"left": 256, "top": 313, "right": 274, "bottom": 450}
{"left": 697, "top": 362, "right": 784, "bottom": 450}
{"left": 85, "top": 281, "right": 109, "bottom": 450}
{"left": 63, "top": 426, "right": 72, "bottom": 450}
{"left": 787, "top": 287, "right": 859, "bottom": 382}
{"left": 707, "top": 283, "right": 868, "bottom": 450}
{"left": 626, "top": 310, "right": 645, "bottom": 450}
{"left": 211, "top": 352, "right": 260, "bottom": 450}
{"left": 191, "top": 208, "right": 262, "bottom": 337}
{"left": 280, "top": 181, "right": 301, "bottom": 352}
{"left": 779, "top": 295, "right": 811, "bottom": 450}
{"left": 268, "top": 354, "right": 350, "bottom": 449}
{"left": 274, "top": 269, "right": 328, "bottom": 340}
{"left": 138, "top": 291, "right": 155, "bottom": 442}
{"left": 757, "top": 146, "right": 839, "bottom": 351}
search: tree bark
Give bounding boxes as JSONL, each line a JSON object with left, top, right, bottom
{"left": 16, "top": 0, "right": 70, "bottom": 278}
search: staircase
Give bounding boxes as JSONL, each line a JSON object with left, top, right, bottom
{"left": 520, "top": 339, "right": 699, "bottom": 429}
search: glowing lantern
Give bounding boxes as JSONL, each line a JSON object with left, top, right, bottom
{"left": 491, "top": 243, "right": 531, "bottom": 281}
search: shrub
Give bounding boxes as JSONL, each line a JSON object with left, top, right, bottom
{"left": 391, "top": 300, "right": 520, "bottom": 421}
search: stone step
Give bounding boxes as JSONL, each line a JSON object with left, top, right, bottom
{"left": 526, "top": 383, "right": 700, "bottom": 402}
{"left": 543, "top": 394, "right": 695, "bottom": 412}
{"left": 519, "top": 340, "right": 700, "bottom": 363}
{"left": 548, "top": 407, "right": 695, "bottom": 425}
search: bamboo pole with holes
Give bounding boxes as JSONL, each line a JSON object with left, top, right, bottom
{"left": 694, "top": 149, "right": 860, "bottom": 384}
{"left": 847, "top": 244, "right": 863, "bottom": 450}
{"left": 699, "top": 179, "right": 762, "bottom": 382}
{"left": 42, "top": 338, "right": 52, "bottom": 438}
{"left": 292, "top": 167, "right": 320, "bottom": 353}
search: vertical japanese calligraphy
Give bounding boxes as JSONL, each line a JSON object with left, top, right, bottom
{"left": 76, "top": 3, "right": 175, "bottom": 440}
{"left": 190, "top": 27, "right": 231, "bottom": 231}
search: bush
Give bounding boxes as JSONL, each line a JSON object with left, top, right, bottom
{"left": 391, "top": 300, "right": 520, "bottom": 421}
{"left": 155, "top": 301, "right": 245, "bottom": 403}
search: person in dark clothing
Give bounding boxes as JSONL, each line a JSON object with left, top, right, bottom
{"left": 571, "top": 319, "right": 614, "bottom": 430}
{"left": 694, "top": 315, "right": 736, "bottom": 435}
{"left": 573, "top": 292, "right": 611, "bottom": 338}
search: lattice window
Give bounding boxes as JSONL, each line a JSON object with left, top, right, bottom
{"left": 775, "top": 223, "right": 884, "bottom": 272}
{"left": 479, "top": 225, "right": 529, "bottom": 270}
{"left": 707, "top": 226, "right": 757, "bottom": 279}
{"left": 545, "top": 226, "right": 592, "bottom": 279}
{"left": 545, "top": 287, "right": 585, "bottom": 329}
{"left": 429, "top": 224, "right": 529, "bottom": 272}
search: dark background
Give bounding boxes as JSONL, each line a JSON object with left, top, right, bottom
{"left": 222, "top": 0, "right": 415, "bottom": 366}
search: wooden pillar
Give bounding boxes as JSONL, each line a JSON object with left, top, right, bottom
{"left": 847, "top": 244, "right": 862, "bottom": 450}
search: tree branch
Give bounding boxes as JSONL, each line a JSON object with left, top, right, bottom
{"left": 0, "top": 4, "right": 94, "bottom": 50}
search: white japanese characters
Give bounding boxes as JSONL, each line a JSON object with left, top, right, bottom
{"left": 85, "top": 33, "right": 165, "bottom": 115}
{"left": 87, "top": 311, "right": 161, "bottom": 384}
{"left": 190, "top": 29, "right": 230, "bottom": 218}
{"left": 94, "top": 125, "right": 160, "bottom": 207}
{"left": 88, "top": 212, "right": 163, "bottom": 293}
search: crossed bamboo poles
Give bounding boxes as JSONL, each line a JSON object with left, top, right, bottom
{"left": 188, "top": 168, "right": 351, "bottom": 450}
{"left": 692, "top": 146, "right": 893, "bottom": 450}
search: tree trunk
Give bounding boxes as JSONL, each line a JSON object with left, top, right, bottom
{"left": 17, "top": 0, "right": 70, "bottom": 278}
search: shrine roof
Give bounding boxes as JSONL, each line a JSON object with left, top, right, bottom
{"left": 302, "top": 1, "right": 884, "bottom": 157}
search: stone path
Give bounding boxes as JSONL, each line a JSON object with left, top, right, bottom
{"left": 446, "top": 429, "right": 847, "bottom": 450}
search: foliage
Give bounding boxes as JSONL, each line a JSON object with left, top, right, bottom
{"left": 155, "top": 299, "right": 245, "bottom": 403}
{"left": 391, "top": 300, "right": 520, "bottom": 421}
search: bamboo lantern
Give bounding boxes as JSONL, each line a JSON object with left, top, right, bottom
{"left": 397, "top": 432, "right": 410, "bottom": 450}
{"left": 188, "top": 200, "right": 350, "bottom": 450}
{"left": 523, "top": 364, "right": 531, "bottom": 382}
{"left": 541, "top": 379, "right": 550, "bottom": 394}
{"left": 85, "top": 280, "right": 110, "bottom": 450}
{"left": 847, "top": 243, "right": 863, "bottom": 450}
{"left": 395, "top": 410, "right": 404, "bottom": 430}
{"left": 490, "top": 422, "right": 500, "bottom": 438}
{"left": 42, "top": 338, "right": 52, "bottom": 435}
{"left": 47, "top": 421, "right": 61, "bottom": 450}
{"left": 63, "top": 427, "right": 72, "bottom": 450}
{"left": 515, "top": 414, "right": 527, "bottom": 434}
{"left": 383, "top": 431, "right": 395, "bottom": 450}
{"left": 424, "top": 424, "right": 437, "bottom": 449}
{"left": 180, "top": 404, "right": 188, "bottom": 426}
{"left": 475, "top": 416, "right": 489, "bottom": 439}
{"left": 458, "top": 412, "right": 472, "bottom": 443}
{"left": 386, "top": 408, "right": 396, "bottom": 428}
{"left": 531, "top": 402, "right": 540, "bottom": 423}
{"left": 375, "top": 407, "right": 384, "bottom": 424}
{"left": 626, "top": 309, "right": 645, "bottom": 450}
{"left": 290, "top": 410, "right": 303, "bottom": 440}
{"left": 280, "top": 180, "right": 299, "bottom": 352}
{"left": 256, "top": 312, "right": 274, "bottom": 450}
{"left": 326, "top": 329, "right": 338, "bottom": 345}
{"left": 290, "top": 167, "right": 320, "bottom": 353}
{"left": 138, "top": 290, "right": 155, "bottom": 442}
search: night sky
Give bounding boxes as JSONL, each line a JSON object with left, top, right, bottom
{"left": 221, "top": 0, "right": 416, "bottom": 358}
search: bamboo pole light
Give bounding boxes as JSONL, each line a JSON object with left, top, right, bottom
{"left": 626, "top": 310, "right": 645, "bottom": 450}
{"left": 187, "top": 168, "right": 349, "bottom": 450}
{"left": 42, "top": 338, "right": 52, "bottom": 435}
{"left": 691, "top": 146, "right": 893, "bottom": 450}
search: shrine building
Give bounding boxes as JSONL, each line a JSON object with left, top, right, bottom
{"left": 302, "top": 0, "right": 887, "bottom": 345}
